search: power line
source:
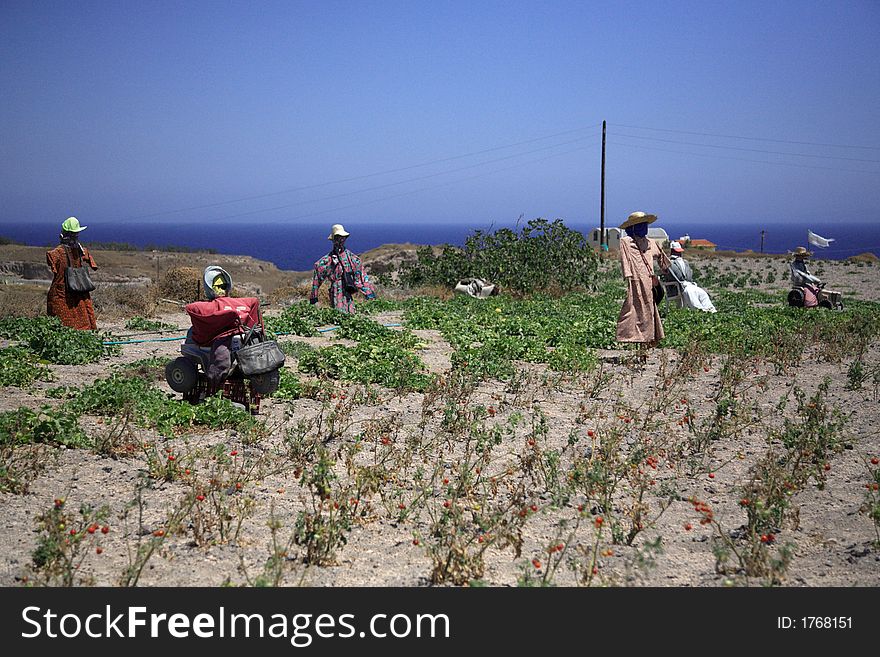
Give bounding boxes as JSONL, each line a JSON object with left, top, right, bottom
{"left": 613, "top": 122, "right": 880, "bottom": 151}
{"left": 175, "top": 136, "right": 599, "bottom": 222}
{"left": 211, "top": 144, "right": 591, "bottom": 223}
{"left": 612, "top": 132, "right": 880, "bottom": 164}
{"left": 122, "top": 123, "right": 602, "bottom": 221}
{"left": 609, "top": 139, "right": 880, "bottom": 175}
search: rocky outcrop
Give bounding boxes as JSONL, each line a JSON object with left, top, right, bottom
{"left": 0, "top": 261, "right": 51, "bottom": 280}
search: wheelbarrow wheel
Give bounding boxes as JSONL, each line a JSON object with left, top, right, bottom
{"left": 166, "top": 357, "right": 199, "bottom": 393}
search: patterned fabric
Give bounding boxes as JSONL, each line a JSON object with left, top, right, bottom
{"left": 616, "top": 236, "right": 669, "bottom": 344}
{"left": 46, "top": 244, "right": 98, "bottom": 330}
{"left": 310, "top": 248, "right": 376, "bottom": 314}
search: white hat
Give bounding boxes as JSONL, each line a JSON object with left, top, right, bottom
{"left": 328, "top": 224, "right": 350, "bottom": 240}
{"left": 670, "top": 240, "right": 683, "bottom": 252}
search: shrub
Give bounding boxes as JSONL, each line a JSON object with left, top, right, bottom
{"left": 0, "top": 346, "right": 53, "bottom": 387}
{"left": 399, "top": 218, "right": 598, "bottom": 295}
{"left": 0, "top": 316, "right": 116, "bottom": 364}
{"left": 159, "top": 267, "right": 203, "bottom": 303}
{"left": 0, "top": 405, "right": 90, "bottom": 448}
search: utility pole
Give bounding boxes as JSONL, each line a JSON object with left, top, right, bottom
{"left": 600, "top": 120, "right": 606, "bottom": 251}
{"left": 760, "top": 230, "right": 765, "bottom": 254}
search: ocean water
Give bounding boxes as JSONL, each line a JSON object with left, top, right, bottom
{"left": 1, "top": 219, "right": 876, "bottom": 271}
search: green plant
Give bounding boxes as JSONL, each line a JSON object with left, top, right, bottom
{"left": 298, "top": 342, "right": 431, "bottom": 392}
{"left": 0, "top": 316, "right": 119, "bottom": 364}
{"left": 0, "top": 346, "right": 53, "bottom": 387}
{"left": 124, "top": 317, "right": 176, "bottom": 331}
{"left": 66, "top": 374, "right": 258, "bottom": 436}
{"left": 399, "top": 218, "right": 599, "bottom": 295}
{"left": 0, "top": 405, "right": 89, "bottom": 448}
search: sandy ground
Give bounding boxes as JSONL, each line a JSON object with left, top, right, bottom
{"left": 0, "top": 253, "right": 878, "bottom": 587}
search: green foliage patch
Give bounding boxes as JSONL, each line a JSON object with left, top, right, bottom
{"left": 0, "top": 346, "right": 53, "bottom": 387}
{"left": 65, "top": 374, "right": 256, "bottom": 436}
{"left": 0, "top": 405, "right": 89, "bottom": 448}
{"left": 399, "top": 218, "right": 598, "bottom": 295}
{"left": 0, "top": 316, "right": 118, "bottom": 364}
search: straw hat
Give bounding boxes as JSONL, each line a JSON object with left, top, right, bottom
{"left": 790, "top": 246, "right": 812, "bottom": 258}
{"left": 327, "top": 224, "right": 350, "bottom": 240}
{"left": 619, "top": 211, "right": 657, "bottom": 230}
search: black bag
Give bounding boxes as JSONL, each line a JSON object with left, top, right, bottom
{"left": 652, "top": 277, "right": 665, "bottom": 304}
{"left": 236, "top": 339, "right": 286, "bottom": 376}
{"left": 64, "top": 246, "right": 96, "bottom": 293}
{"left": 342, "top": 270, "right": 357, "bottom": 295}
{"left": 639, "top": 249, "right": 664, "bottom": 305}
{"left": 334, "top": 251, "right": 358, "bottom": 295}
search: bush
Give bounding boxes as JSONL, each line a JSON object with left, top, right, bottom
{"left": 0, "top": 316, "right": 117, "bottom": 364}
{"left": 159, "top": 267, "right": 203, "bottom": 303}
{"left": 0, "top": 346, "right": 53, "bottom": 387}
{"left": 0, "top": 405, "right": 89, "bottom": 448}
{"left": 66, "top": 374, "right": 256, "bottom": 436}
{"left": 399, "top": 218, "right": 598, "bottom": 295}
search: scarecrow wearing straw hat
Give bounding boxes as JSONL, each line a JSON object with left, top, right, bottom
{"left": 615, "top": 211, "right": 671, "bottom": 349}
{"left": 309, "top": 224, "right": 376, "bottom": 314}
{"left": 789, "top": 246, "right": 822, "bottom": 308}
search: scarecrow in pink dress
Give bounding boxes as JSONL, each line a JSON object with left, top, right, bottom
{"left": 616, "top": 211, "right": 670, "bottom": 349}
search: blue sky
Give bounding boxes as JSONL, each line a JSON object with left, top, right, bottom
{"left": 1, "top": 0, "right": 878, "bottom": 229}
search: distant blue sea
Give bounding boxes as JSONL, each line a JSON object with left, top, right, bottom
{"left": 1, "top": 219, "right": 877, "bottom": 271}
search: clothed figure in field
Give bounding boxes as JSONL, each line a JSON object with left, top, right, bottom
{"left": 202, "top": 265, "right": 235, "bottom": 393}
{"left": 664, "top": 241, "right": 716, "bottom": 313}
{"left": 310, "top": 224, "right": 376, "bottom": 314}
{"left": 789, "top": 246, "right": 821, "bottom": 308}
{"left": 453, "top": 277, "right": 500, "bottom": 299}
{"left": 46, "top": 217, "right": 98, "bottom": 330}
{"left": 666, "top": 241, "right": 693, "bottom": 282}
{"left": 616, "top": 212, "right": 670, "bottom": 346}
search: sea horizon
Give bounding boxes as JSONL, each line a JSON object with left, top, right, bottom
{"left": 1, "top": 219, "right": 877, "bottom": 271}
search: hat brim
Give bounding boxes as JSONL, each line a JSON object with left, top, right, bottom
{"left": 327, "top": 232, "right": 350, "bottom": 240}
{"left": 618, "top": 214, "right": 658, "bottom": 230}
{"left": 63, "top": 225, "right": 87, "bottom": 232}
{"left": 789, "top": 249, "right": 812, "bottom": 257}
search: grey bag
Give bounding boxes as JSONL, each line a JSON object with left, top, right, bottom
{"left": 236, "top": 339, "right": 285, "bottom": 376}
{"left": 64, "top": 246, "right": 96, "bottom": 293}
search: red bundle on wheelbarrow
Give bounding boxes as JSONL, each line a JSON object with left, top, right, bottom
{"left": 185, "top": 297, "right": 261, "bottom": 345}
{"left": 167, "top": 296, "right": 283, "bottom": 413}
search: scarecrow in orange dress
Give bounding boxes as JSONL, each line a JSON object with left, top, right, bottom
{"left": 616, "top": 211, "right": 670, "bottom": 348}
{"left": 46, "top": 217, "right": 98, "bottom": 330}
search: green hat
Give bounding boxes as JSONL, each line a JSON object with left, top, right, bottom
{"left": 61, "top": 217, "right": 87, "bottom": 232}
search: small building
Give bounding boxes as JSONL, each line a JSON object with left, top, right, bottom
{"left": 647, "top": 226, "right": 669, "bottom": 248}
{"left": 587, "top": 227, "right": 621, "bottom": 250}
{"left": 687, "top": 238, "right": 717, "bottom": 251}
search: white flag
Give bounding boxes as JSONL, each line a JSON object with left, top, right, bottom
{"left": 807, "top": 229, "right": 834, "bottom": 248}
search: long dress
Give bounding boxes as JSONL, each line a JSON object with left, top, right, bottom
{"left": 46, "top": 243, "right": 98, "bottom": 330}
{"left": 309, "top": 248, "right": 376, "bottom": 314}
{"left": 616, "top": 236, "right": 668, "bottom": 343}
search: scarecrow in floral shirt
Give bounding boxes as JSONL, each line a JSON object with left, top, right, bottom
{"left": 310, "top": 224, "right": 376, "bottom": 314}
